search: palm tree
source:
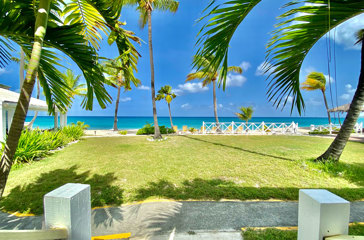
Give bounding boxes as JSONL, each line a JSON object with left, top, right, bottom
{"left": 101, "top": 57, "right": 140, "bottom": 131}
{"left": 301, "top": 72, "right": 331, "bottom": 124}
{"left": 0, "top": 0, "right": 118, "bottom": 197}
{"left": 156, "top": 85, "right": 176, "bottom": 129}
{"left": 194, "top": 0, "right": 364, "bottom": 162}
{"left": 121, "top": 0, "right": 179, "bottom": 139}
{"left": 187, "top": 55, "right": 242, "bottom": 124}
{"left": 235, "top": 106, "right": 254, "bottom": 124}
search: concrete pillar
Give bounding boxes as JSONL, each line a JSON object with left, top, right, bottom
{"left": 7, "top": 109, "right": 14, "bottom": 131}
{"left": 298, "top": 189, "right": 350, "bottom": 240}
{"left": 54, "top": 112, "right": 58, "bottom": 129}
{"left": 0, "top": 102, "right": 5, "bottom": 141}
{"left": 44, "top": 183, "right": 91, "bottom": 240}
{"left": 60, "top": 113, "right": 67, "bottom": 128}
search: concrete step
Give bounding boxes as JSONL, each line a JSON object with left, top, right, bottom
{"left": 130, "top": 230, "right": 243, "bottom": 240}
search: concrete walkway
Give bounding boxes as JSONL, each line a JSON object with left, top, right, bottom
{"left": 1, "top": 201, "right": 363, "bottom": 239}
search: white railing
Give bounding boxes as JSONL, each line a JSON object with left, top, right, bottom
{"left": 201, "top": 121, "right": 299, "bottom": 135}
{"left": 310, "top": 122, "right": 363, "bottom": 134}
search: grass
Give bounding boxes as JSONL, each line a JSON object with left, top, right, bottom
{"left": 1, "top": 135, "right": 363, "bottom": 214}
{"left": 243, "top": 223, "right": 364, "bottom": 239}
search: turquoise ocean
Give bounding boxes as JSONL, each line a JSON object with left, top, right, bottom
{"left": 25, "top": 116, "right": 364, "bottom": 130}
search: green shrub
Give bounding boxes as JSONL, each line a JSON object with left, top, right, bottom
{"left": 0, "top": 121, "right": 88, "bottom": 165}
{"left": 137, "top": 123, "right": 175, "bottom": 135}
{"left": 119, "top": 130, "right": 128, "bottom": 135}
{"left": 309, "top": 129, "right": 330, "bottom": 135}
{"left": 61, "top": 121, "right": 88, "bottom": 141}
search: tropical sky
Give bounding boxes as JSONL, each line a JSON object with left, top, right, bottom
{"left": 1, "top": 0, "right": 363, "bottom": 117}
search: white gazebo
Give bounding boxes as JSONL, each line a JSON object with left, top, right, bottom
{"left": 0, "top": 88, "right": 67, "bottom": 140}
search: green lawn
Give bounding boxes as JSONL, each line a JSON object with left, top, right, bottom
{"left": 1, "top": 135, "right": 363, "bottom": 214}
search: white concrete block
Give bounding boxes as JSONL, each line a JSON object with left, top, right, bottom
{"left": 298, "top": 189, "right": 350, "bottom": 240}
{"left": 44, "top": 183, "right": 91, "bottom": 240}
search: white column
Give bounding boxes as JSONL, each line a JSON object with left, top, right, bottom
{"left": 44, "top": 183, "right": 91, "bottom": 240}
{"left": 60, "top": 113, "right": 67, "bottom": 128}
{"left": 54, "top": 112, "right": 58, "bottom": 129}
{"left": 298, "top": 189, "right": 350, "bottom": 240}
{"left": 261, "top": 121, "right": 265, "bottom": 134}
{"left": 329, "top": 123, "right": 333, "bottom": 134}
{"left": 0, "top": 102, "right": 5, "bottom": 141}
{"left": 7, "top": 109, "right": 14, "bottom": 130}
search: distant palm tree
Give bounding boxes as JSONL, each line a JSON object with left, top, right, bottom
{"left": 235, "top": 106, "right": 253, "bottom": 124}
{"left": 101, "top": 58, "right": 140, "bottom": 131}
{"left": 156, "top": 85, "right": 176, "bottom": 129}
{"left": 301, "top": 72, "right": 331, "bottom": 124}
{"left": 187, "top": 55, "right": 242, "bottom": 124}
{"left": 61, "top": 69, "right": 86, "bottom": 100}
{"left": 122, "top": 0, "right": 179, "bottom": 139}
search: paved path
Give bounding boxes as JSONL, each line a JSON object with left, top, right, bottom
{"left": 1, "top": 201, "right": 363, "bottom": 239}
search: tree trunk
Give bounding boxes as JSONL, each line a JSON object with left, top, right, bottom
{"left": 19, "top": 48, "right": 25, "bottom": 88}
{"left": 27, "top": 77, "right": 40, "bottom": 129}
{"left": 168, "top": 103, "right": 174, "bottom": 130}
{"left": 148, "top": 10, "right": 162, "bottom": 139}
{"left": 0, "top": 0, "right": 51, "bottom": 197}
{"left": 213, "top": 80, "right": 219, "bottom": 123}
{"left": 113, "top": 85, "right": 121, "bottom": 131}
{"left": 317, "top": 39, "right": 364, "bottom": 162}
{"left": 322, "top": 89, "right": 332, "bottom": 124}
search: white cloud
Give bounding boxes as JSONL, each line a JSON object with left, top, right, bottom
{"left": 239, "top": 61, "right": 251, "bottom": 72}
{"left": 0, "top": 68, "right": 6, "bottom": 75}
{"left": 181, "top": 103, "right": 191, "bottom": 109}
{"left": 120, "top": 97, "right": 132, "bottom": 102}
{"left": 330, "top": 14, "right": 364, "bottom": 50}
{"left": 174, "top": 82, "right": 208, "bottom": 96}
{"left": 218, "top": 104, "right": 223, "bottom": 109}
{"left": 137, "top": 85, "right": 150, "bottom": 90}
{"left": 340, "top": 84, "right": 356, "bottom": 101}
{"left": 256, "top": 62, "right": 276, "bottom": 76}
{"left": 286, "top": 96, "right": 293, "bottom": 104}
{"left": 308, "top": 98, "right": 323, "bottom": 106}
{"left": 226, "top": 74, "right": 247, "bottom": 87}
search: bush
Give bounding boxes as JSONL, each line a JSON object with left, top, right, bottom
{"left": 137, "top": 123, "right": 175, "bottom": 135}
{"left": 61, "top": 121, "right": 88, "bottom": 141}
{"left": 0, "top": 121, "right": 88, "bottom": 165}
{"left": 119, "top": 130, "right": 128, "bottom": 135}
{"left": 309, "top": 129, "right": 330, "bottom": 135}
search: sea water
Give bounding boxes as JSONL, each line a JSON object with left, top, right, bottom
{"left": 25, "top": 116, "right": 364, "bottom": 130}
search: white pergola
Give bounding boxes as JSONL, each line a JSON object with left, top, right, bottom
{"left": 0, "top": 88, "right": 67, "bottom": 140}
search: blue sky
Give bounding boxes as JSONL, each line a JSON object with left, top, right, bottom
{"left": 1, "top": 1, "right": 363, "bottom": 117}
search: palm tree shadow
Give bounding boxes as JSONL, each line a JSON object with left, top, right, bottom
{"left": 182, "top": 135, "right": 294, "bottom": 162}
{"left": 0, "top": 165, "right": 124, "bottom": 229}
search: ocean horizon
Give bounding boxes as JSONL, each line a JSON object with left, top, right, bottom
{"left": 25, "top": 116, "right": 364, "bottom": 130}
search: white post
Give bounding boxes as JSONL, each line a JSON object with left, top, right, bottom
{"left": 202, "top": 121, "right": 205, "bottom": 135}
{"left": 60, "top": 113, "right": 67, "bottom": 128}
{"left": 361, "top": 123, "right": 363, "bottom": 134}
{"left": 261, "top": 121, "right": 265, "bottom": 134}
{"left": 0, "top": 102, "right": 5, "bottom": 141}
{"left": 310, "top": 124, "right": 315, "bottom": 131}
{"left": 54, "top": 112, "right": 58, "bottom": 129}
{"left": 291, "top": 121, "right": 295, "bottom": 133}
{"left": 295, "top": 123, "right": 299, "bottom": 134}
{"left": 44, "top": 183, "right": 91, "bottom": 240}
{"left": 329, "top": 123, "right": 333, "bottom": 134}
{"left": 232, "top": 121, "right": 235, "bottom": 134}
{"left": 298, "top": 189, "right": 350, "bottom": 240}
{"left": 7, "top": 109, "right": 14, "bottom": 131}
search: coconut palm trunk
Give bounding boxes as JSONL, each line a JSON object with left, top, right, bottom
{"left": 322, "top": 90, "right": 331, "bottom": 124}
{"left": 0, "top": 0, "right": 51, "bottom": 197}
{"left": 113, "top": 85, "right": 121, "bottom": 131}
{"left": 212, "top": 80, "right": 219, "bottom": 123}
{"left": 318, "top": 39, "right": 364, "bottom": 162}
{"left": 147, "top": 9, "right": 162, "bottom": 139}
{"left": 28, "top": 76, "right": 40, "bottom": 129}
{"left": 168, "top": 103, "right": 174, "bottom": 129}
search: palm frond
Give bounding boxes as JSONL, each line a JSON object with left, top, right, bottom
{"left": 266, "top": 0, "right": 364, "bottom": 114}
{"left": 194, "top": 0, "right": 261, "bottom": 90}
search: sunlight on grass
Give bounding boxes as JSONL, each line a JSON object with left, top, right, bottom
{"left": 1, "top": 135, "right": 363, "bottom": 214}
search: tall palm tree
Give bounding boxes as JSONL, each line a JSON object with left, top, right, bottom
{"left": 156, "top": 85, "right": 176, "bottom": 129}
{"left": 61, "top": 69, "right": 87, "bottom": 106}
{"left": 193, "top": 0, "right": 364, "bottom": 162}
{"left": 301, "top": 72, "right": 331, "bottom": 124}
{"left": 101, "top": 57, "right": 140, "bottom": 131}
{"left": 187, "top": 55, "right": 242, "bottom": 124}
{"left": 235, "top": 106, "right": 254, "bottom": 124}
{"left": 121, "top": 0, "right": 179, "bottom": 139}
{"left": 0, "top": 0, "right": 118, "bottom": 197}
